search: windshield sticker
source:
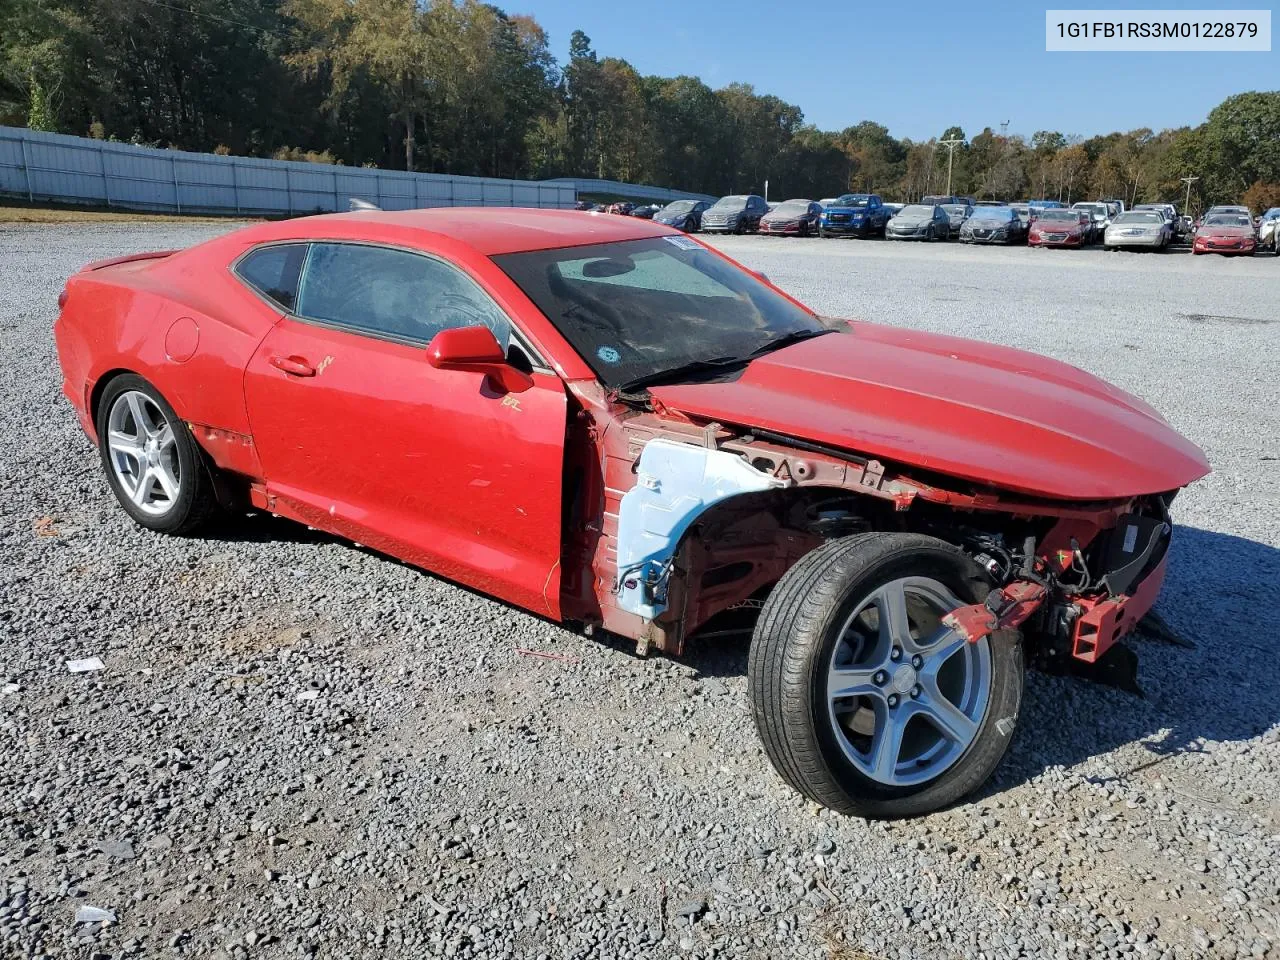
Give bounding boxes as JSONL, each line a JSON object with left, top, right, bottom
{"left": 663, "top": 235, "right": 699, "bottom": 251}
{"left": 597, "top": 346, "right": 621, "bottom": 364}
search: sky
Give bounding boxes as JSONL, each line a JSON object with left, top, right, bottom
{"left": 516, "top": 0, "right": 1277, "bottom": 141}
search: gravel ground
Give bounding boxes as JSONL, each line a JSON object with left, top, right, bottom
{"left": 2, "top": 222, "right": 1278, "bottom": 960}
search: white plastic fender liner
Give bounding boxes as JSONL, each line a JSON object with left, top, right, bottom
{"left": 615, "top": 438, "right": 787, "bottom": 619}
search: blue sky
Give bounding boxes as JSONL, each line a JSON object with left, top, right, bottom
{"left": 519, "top": 0, "right": 1277, "bottom": 140}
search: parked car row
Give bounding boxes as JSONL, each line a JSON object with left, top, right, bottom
{"left": 577, "top": 195, "right": 1276, "bottom": 256}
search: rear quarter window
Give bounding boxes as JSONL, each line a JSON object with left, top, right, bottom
{"left": 234, "top": 244, "right": 308, "bottom": 311}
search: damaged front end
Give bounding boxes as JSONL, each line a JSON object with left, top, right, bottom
{"left": 561, "top": 382, "right": 1186, "bottom": 690}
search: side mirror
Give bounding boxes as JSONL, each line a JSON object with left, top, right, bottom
{"left": 426, "top": 326, "right": 532, "bottom": 393}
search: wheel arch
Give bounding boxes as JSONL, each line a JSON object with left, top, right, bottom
{"left": 89, "top": 367, "right": 143, "bottom": 434}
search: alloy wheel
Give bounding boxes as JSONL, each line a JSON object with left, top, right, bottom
{"left": 106, "top": 390, "right": 181, "bottom": 516}
{"left": 826, "top": 576, "right": 992, "bottom": 787}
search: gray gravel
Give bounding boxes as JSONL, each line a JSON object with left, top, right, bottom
{"left": 2, "top": 221, "right": 1279, "bottom": 960}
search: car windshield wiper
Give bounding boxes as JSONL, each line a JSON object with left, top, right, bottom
{"left": 746, "top": 328, "right": 834, "bottom": 359}
{"left": 615, "top": 330, "right": 835, "bottom": 393}
{"left": 616, "top": 354, "right": 751, "bottom": 392}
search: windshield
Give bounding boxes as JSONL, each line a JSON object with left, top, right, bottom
{"left": 899, "top": 205, "right": 933, "bottom": 217}
{"left": 941, "top": 204, "right": 968, "bottom": 215}
{"left": 771, "top": 201, "right": 811, "bottom": 215}
{"left": 493, "top": 237, "right": 823, "bottom": 389}
{"left": 710, "top": 196, "right": 748, "bottom": 211}
{"left": 1115, "top": 212, "right": 1162, "bottom": 224}
{"left": 1037, "top": 210, "right": 1077, "bottom": 222}
{"left": 834, "top": 195, "right": 870, "bottom": 208}
{"left": 1073, "top": 204, "right": 1106, "bottom": 215}
{"left": 970, "top": 207, "right": 1014, "bottom": 221}
{"left": 1203, "top": 214, "right": 1251, "bottom": 227}
{"left": 659, "top": 200, "right": 696, "bottom": 215}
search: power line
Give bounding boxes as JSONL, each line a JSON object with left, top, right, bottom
{"left": 129, "top": 0, "right": 285, "bottom": 38}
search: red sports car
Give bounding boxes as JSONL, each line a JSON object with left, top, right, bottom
{"left": 1192, "top": 213, "right": 1257, "bottom": 256}
{"left": 54, "top": 209, "right": 1209, "bottom": 818}
{"left": 1028, "top": 208, "right": 1091, "bottom": 247}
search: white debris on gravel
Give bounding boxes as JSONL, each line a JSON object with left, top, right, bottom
{"left": 64, "top": 656, "right": 105, "bottom": 673}
{"left": 1, "top": 222, "right": 1278, "bottom": 960}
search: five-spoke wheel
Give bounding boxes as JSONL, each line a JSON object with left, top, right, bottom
{"left": 106, "top": 390, "right": 181, "bottom": 516}
{"left": 749, "top": 532, "right": 1024, "bottom": 819}
{"left": 826, "top": 576, "right": 991, "bottom": 788}
{"left": 95, "top": 374, "right": 216, "bottom": 533}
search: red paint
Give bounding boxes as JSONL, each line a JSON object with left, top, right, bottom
{"left": 164, "top": 316, "right": 200, "bottom": 362}
{"left": 943, "top": 581, "right": 1049, "bottom": 643}
{"left": 650, "top": 323, "right": 1209, "bottom": 500}
{"left": 1192, "top": 223, "right": 1257, "bottom": 255}
{"left": 1071, "top": 554, "right": 1169, "bottom": 663}
{"left": 242, "top": 316, "right": 567, "bottom": 618}
{"left": 53, "top": 208, "right": 1208, "bottom": 656}
{"left": 1028, "top": 213, "right": 1088, "bottom": 247}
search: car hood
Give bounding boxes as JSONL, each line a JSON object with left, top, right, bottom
{"left": 1199, "top": 225, "right": 1254, "bottom": 237}
{"left": 890, "top": 216, "right": 929, "bottom": 224}
{"left": 648, "top": 325, "right": 1209, "bottom": 501}
{"left": 1034, "top": 222, "right": 1081, "bottom": 233}
{"left": 825, "top": 206, "right": 868, "bottom": 214}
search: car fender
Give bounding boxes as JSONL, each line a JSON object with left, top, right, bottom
{"left": 615, "top": 438, "right": 787, "bottom": 619}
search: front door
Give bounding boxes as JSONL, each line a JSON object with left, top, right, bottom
{"left": 242, "top": 241, "right": 567, "bottom": 618}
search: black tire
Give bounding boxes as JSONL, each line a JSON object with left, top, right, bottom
{"left": 95, "top": 373, "right": 218, "bottom": 535}
{"left": 748, "top": 532, "right": 1023, "bottom": 819}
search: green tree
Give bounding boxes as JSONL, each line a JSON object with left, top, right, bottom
{"left": 288, "top": 0, "right": 430, "bottom": 170}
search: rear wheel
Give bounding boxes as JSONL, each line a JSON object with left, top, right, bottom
{"left": 749, "top": 533, "right": 1023, "bottom": 818}
{"left": 96, "top": 374, "right": 217, "bottom": 534}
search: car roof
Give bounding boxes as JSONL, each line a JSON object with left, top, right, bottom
{"left": 233, "top": 207, "right": 675, "bottom": 256}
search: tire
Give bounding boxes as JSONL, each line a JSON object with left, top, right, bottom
{"left": 748, "top": 532, "right": 1023, "bottom": 819}
{"left": 96, "top": 374, "right": 218, "bottom": 535}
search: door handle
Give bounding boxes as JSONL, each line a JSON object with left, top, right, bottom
{"left": 269, "top": 355, "right": 316, "bottom": 377}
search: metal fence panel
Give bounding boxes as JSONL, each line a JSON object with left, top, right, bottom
{"left": 0, "top": 126, "right": 618, "bottom": 215}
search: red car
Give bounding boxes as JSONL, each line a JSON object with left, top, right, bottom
{"left": 1028, "top": 208, "right": 1092, "bottom": 247}
{"left": 1192, "top": 213, "right": 1257, "bottom": 256}
{"left": 54, "top": 210, "right": 1209, "bottom": 818}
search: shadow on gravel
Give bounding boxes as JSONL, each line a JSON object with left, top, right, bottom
{"left": 194, "top": 511, "right": 344, "bottom": 546}
{"left": 682, "top": 525, "right": 1280, "bottom": 796}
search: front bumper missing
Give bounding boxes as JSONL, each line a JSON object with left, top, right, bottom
{"left": 944, "top": 516, "right": 1173, "bottom": 665}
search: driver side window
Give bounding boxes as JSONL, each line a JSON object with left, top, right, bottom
{"left": 295, "top": 243, "right": 511, "bottom": 348}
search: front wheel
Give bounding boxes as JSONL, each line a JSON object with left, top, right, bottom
{"left": 748, "top": 533, "right": 1024, "bottom": 818}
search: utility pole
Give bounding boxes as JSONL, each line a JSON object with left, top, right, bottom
{"left": 1180, "top": 175, "right": 1199, "bottom": 216}
{"left": 939, "top": 138, "right": 964, "bottom": 196}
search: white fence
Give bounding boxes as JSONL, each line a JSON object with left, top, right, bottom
{"left": 0, "top": 126, "right": 585, "bottom": 215}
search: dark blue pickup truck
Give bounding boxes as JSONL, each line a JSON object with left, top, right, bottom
{"left": 819, "top": 194, "right": 891, "bottom": 237}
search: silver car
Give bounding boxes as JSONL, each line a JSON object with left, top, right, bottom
{"left": 1103, "top": 211, "right": 1170, "bottom": 250}
{"left": 885, "top": 204, "right": 950, "bottom": 241}
{"left": 940, "top": 203, "right": 973, "bottom": 238}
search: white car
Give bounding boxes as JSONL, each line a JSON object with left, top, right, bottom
{"left": 1071, "top": 202, "right": 1111, "bottom": 242}
{"left": 1103, "top": 210, "right": 1171, "bottom": 250}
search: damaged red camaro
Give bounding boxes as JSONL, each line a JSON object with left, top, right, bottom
{"left": 54, "top": 209, "right": 1209, "bottom": 818}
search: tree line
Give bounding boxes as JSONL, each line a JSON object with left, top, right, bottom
{"left": 2, "top": 0, "right": 1278, "bottom": 213}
